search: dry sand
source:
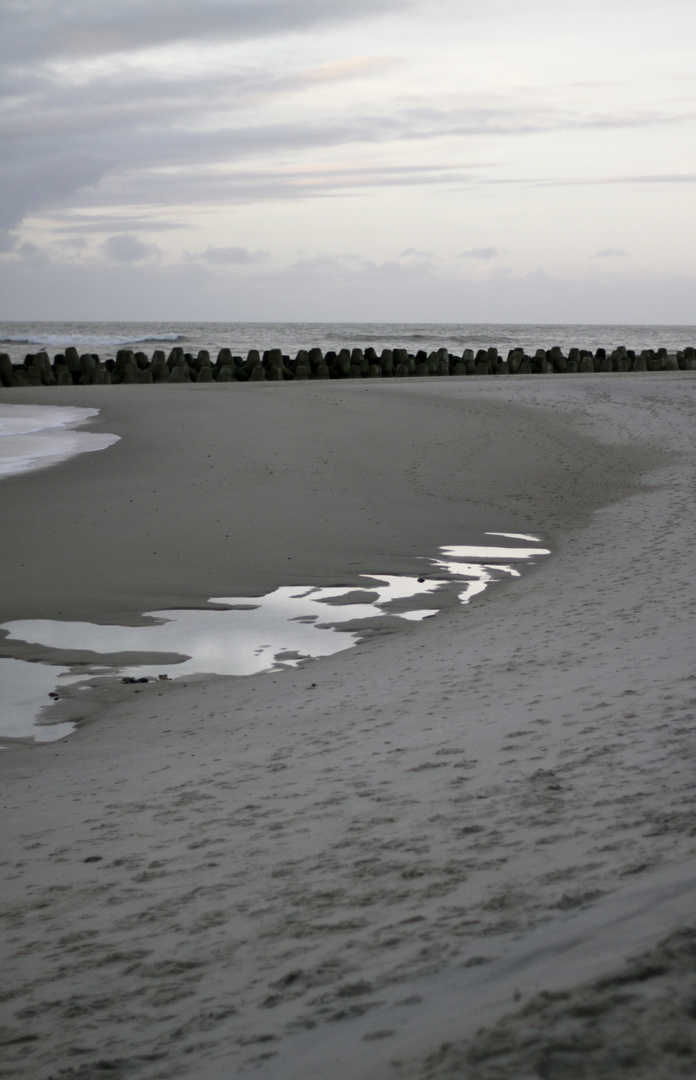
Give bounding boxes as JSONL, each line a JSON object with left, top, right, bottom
{"left": 1, "top": 374, "right": 695, "bottom": 1079}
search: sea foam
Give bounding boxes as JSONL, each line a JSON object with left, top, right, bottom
{"left": 0, "top": 405, "right": 119, "bottom": 480}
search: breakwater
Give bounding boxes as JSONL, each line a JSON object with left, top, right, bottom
{"left": 2, "top": 342, "right": 695, "bottom": 387}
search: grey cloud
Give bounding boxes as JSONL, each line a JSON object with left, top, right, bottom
{"left": 5, "top": 90, "right": 684, "bottom": 196}
{"left": 0, "top": 41, "right": 452, "bottom": 229}
{"left": 101, "top": 233, "right": 160, "bottom": 262}
{"left": 0, "top": 1, "right": 414, "bottom": 65}
{"left": 3, "top": 254, "right": 695, "bottom": 325}
{"left": 0, "top": 56, "right": 404, "bottom": 148}
{"left": 7, "top": 97, "right": 690, "bottom": 238}
{"left": 0, "top": 149, "right": 111, "bottom": 231}
{"left": 2, "top": 8, "right": 693, "bottom": 239}
{"left": 53, "top": 215, "right": 194, "bottom": 235}
{"left": 43, "top": 161, "right": 480, "bottom": 223}
{"left": 55, "top": 236, "right": 89, "bottom": 249}
{"left": 201, "top": 246, "right": 269, "bottom": 265}
{"left": 536, "top": 173, "right": 696, "bottom": 188}
{"left": 17, "top": 241, "right": 40, "bottom": 257}
{"left": 460, "top": 247, "right": 504, "bottom": 260}
{"left": 593, "top": 248, "right": 628, "bottom": 258}
{"left": 266, "top": 251, "right": 435, "bottom": 285}
{"left": 0, "top": 230, "right": 18, "bottom": 253}
{"left": 2, "top": 238, "right": 50, "bottom": 265}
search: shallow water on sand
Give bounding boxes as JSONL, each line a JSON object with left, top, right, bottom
{"left": 0, "top": 405, "right": 119, "bottom": 480}
{"left": 0, "top": 536, "right": 549, "bottom": 742}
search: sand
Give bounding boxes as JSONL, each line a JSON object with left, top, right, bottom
{"left": 1, "top": 374, "right": 695, "bottom": 1079}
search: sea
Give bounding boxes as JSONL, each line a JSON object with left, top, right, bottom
{"left": 1, "top": 321, "right": 695, "bottom": 364}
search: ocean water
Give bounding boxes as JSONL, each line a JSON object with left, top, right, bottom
{"left": 1, "top": 320, "right": 695, "bottom": 364}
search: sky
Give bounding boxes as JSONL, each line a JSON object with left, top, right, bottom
{"left": 1, "top": 0, "right": 695, "bottom": 324}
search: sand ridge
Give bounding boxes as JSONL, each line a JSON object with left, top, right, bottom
{"left": 0, "top": 375, "right": 695, "bottom": 1079}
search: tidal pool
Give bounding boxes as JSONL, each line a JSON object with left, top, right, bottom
{"left": 0, "top": 535, "right": 549, "bottom": 742}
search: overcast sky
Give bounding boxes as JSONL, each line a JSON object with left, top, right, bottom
{"left": 1, "top": 0, "right": 695, "bottom": 323}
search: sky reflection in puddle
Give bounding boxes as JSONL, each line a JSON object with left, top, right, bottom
{"left": 0, "top": 534, "right": 549, "bottom": 741}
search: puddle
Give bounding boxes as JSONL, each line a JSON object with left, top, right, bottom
{"left": 0, "top": 660, "right": 82, "bottom": 742}
{"left": 434, "top": 535, "right": 552, "bottom": 603}
{"left": 0, "top": 535, "right": 549, "bottom": 742}
{"left": 0, "top": 404, "right": 119, "bottom": 479}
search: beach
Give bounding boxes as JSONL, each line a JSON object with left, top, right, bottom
{"left": 1, "top": 374, "right": 695, "bottom": 1078}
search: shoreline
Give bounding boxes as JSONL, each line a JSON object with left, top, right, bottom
{"left": 0, "top": 378, "right": 648, "bottom": 625}
{"left": 1, "top": 375, "right": 695, "bottom": 1079}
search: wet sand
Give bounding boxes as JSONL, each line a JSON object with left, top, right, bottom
{"left": 0, "top": 380, "right": 637, "bottom": 624}
{"left": 1, "top": 375, "right": 695, "bottom": 1079}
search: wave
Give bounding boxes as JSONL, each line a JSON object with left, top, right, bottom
{"left": 0, "top": 333, "right": 184, "bottom": 348}
{"left": 2, "top": 323, "right": 694, "bottom": 362}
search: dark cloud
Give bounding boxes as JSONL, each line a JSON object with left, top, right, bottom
{"left": 0, "top": 1, "right": 413, "bottom": 64}
{"left": 200, "top": 246, "right": 269, "bottom": 264}
{"left": 101, "top": 233, "right": 160, "bottom": 261}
